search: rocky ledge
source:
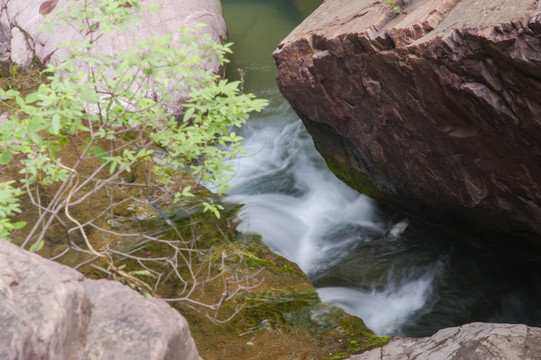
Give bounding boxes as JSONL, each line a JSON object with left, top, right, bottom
{"left": 273, "top": 0, "right": 541, "bottom": 245}
{"left": 0, "top": 240, "right": 201, "bottom": 360}
{"left": 349, "top": 322, "right": 541, "bottom": 360}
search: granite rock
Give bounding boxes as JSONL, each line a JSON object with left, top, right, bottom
{"left": 350, "top": 322, "right": 541, "bottom": 360}
{"left": 0, "top": 240, "right": 201, "bottom": 360}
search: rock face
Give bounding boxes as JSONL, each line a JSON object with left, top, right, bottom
{"left": 350, "top": 322, "right": 541, "bottom": 360}
{"left": 1, "top": 0, "right": 227, "bottom": 113}
{"left": 273, "top": 0, "right": 541, "bottom": 244}
{"left": 0, "top": 240, "right": 201, "bottom": 360}
{"left": 0, "top": 0, "right": 226, "bottom": 68}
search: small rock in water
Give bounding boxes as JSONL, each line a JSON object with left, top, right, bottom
{"left": 386, "top": 219, "right": 409, "bottom": 240}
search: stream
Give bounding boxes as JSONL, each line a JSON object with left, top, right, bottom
{"left": 219, "top": 0, "right": 541, "bottom": 337}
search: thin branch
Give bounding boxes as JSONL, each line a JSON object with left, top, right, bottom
{"left": 57, "top": 163, "right": 105, "bottom": 258}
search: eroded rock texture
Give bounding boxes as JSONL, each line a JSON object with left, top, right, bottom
{"left": 350, "top": 322, "right": 541, "bottom": 360}
{"left": 274, "top": 0, "right": 541, "bottom": 244}
{"left": 0, "top": 240, "right": 201, "bottom": 360}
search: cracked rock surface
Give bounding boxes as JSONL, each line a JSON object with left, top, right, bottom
{"left": 273, "top": 0, "right": 541, "bottom": 245}
{"left": 0, "top": 240, "right": 201, "bottom": 360}
{"left": 349, "top": 322, "right": 541, "bottom": 360}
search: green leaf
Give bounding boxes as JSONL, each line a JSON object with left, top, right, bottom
{"left": 181, "top": 186, "right": 194, "bottom": 197}
{"left": 21, "top": 105, "right": 38, "bottom": 115}
{"left": 109, "top": 159, "right": 117, "bottom": 174}
{"left": 15, "top": 96, "right": 25, "bottom": 107}
{"left": 11, "top": 221, "right": 26, "bottom": 230}
{"left": 51, "top": 115, "right": 61, "bottom": 135}
{"left": 49, "top": 144, "right": 62, "bottom": 160}
{"left": 92, "top": 146, "right": 108, "bottom": 163}
{"left": 25, "top": 92, "right": 39, "bottom": 103}
{"left": 29, "top": 239, "right": 44, "bottom": 252}
{"left": 183, "top": 107, "right": 195, "bottom": 122}
{"left": 0, "top": 150, "right": 12, "bottom": 165}
{"left": 6, "top": 89, "right": 20, "bottom": 97}
{"left": 28, "top": 130, "right": 43, "bottom": 145}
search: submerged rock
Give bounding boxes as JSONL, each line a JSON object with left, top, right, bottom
{"left": 273, "top": 0, "right": 541, "bottom": 245}
{"left": 349, "top": 322, "right": 541, "bottom": 360}
{"left": 0, "top": 240, "right": 201, "bottom": 360}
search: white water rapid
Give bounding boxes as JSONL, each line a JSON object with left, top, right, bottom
{"left": 219, "top": 90, "right": 438, "bottom": 335}
{"left": 217, "top": 0, "right": 541, "bottom": 338}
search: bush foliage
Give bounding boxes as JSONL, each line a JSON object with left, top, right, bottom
{"left": 0, "top": 0, "right": 267, "bottom": 321}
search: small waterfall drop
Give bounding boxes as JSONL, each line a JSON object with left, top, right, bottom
{"left": 219, "top": 90, "right": 438, "bottom": 334}
{"left": 219, "top": 0, "right": 541, "bottom": 337}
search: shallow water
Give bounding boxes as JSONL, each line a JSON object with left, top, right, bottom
{"left": 220, "top": 0, "right": 541, "bottom": 336}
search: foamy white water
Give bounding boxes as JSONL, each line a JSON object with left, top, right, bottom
{"left": 214, "top": 90, "right": 442, "bottom": 334}
{"left": 215, "top": 0, "right": 541, "bottom": 339}
{"left": 223, "top": 93, "right": 380, "bottom": 273}
{"left": 317, "top": 269, "right": 438, "bottom": 335}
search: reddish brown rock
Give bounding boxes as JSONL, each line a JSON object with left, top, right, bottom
{"left": 274, "top": 0, "right": 541, "bottom": 244}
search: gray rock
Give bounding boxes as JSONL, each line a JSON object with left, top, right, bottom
{"left": 1, "top": 0, "right": 226, "bottom": 67}
{"left": 0, "top": 240, "right": 201, "bottom": 360}
{"left": 0, "top": 0, "right": 227, "bottom": 112}
{"left": 350, "top": 322, "right": 541, "bottom": 360}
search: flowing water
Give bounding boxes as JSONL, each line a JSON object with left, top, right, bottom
{"left": 220, "top": 0, "right": 541, "bottom": 337}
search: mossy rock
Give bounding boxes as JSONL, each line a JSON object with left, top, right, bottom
{"left": 322, "top": 154, "right": 390, "bottom": 200}
{"left": 108, "top": 197, "right": 389, "bottom": 359}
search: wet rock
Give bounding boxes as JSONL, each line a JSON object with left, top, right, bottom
{"left": 349, "top": 322, "right": 541, "bottom": 360}
{"left": 0, "top": 240, "right": 201, "bottom": 360}
{"left": 273, "top": 0, "right": 541, "bottom": 245}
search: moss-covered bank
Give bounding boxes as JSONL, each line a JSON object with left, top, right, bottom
{"left": 109, "top": 200, "right": 389, "bottom": 360}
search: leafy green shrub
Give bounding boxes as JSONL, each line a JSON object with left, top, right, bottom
{"left": 0, "top": 0, "right": 267, "bottom": 321}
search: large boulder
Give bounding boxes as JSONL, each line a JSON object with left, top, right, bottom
{"left": 0, "top": 0, "right": 227, "bottom": 112}
{"left": 0, "top": 0, "right": 226, "bottom": 68}
{"left": 350, "top": 322, "right": 541, "bottom": 360}
{"left": 273, "top": 0, "right": 541, "bottom": 245}
{"left": 0, "top": 240, "right": 201, "bottom": 360}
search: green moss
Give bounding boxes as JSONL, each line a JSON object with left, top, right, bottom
{"left": 84, "top": 194, "right": 390, "bottom": 360}
{"left": 322, "top": 154, "right": 389, "bottom": 200}
{"left": 327, "top": 332, "right": 391, "bottom": 359}
{"left": 241, "top": 286, "right": 390, "bottom": 359}
{"left": 330, "top": 353, "right": 350, "bottom": 360}
{"left": 230, "top": 240, "right": 310, "bottom": 279}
